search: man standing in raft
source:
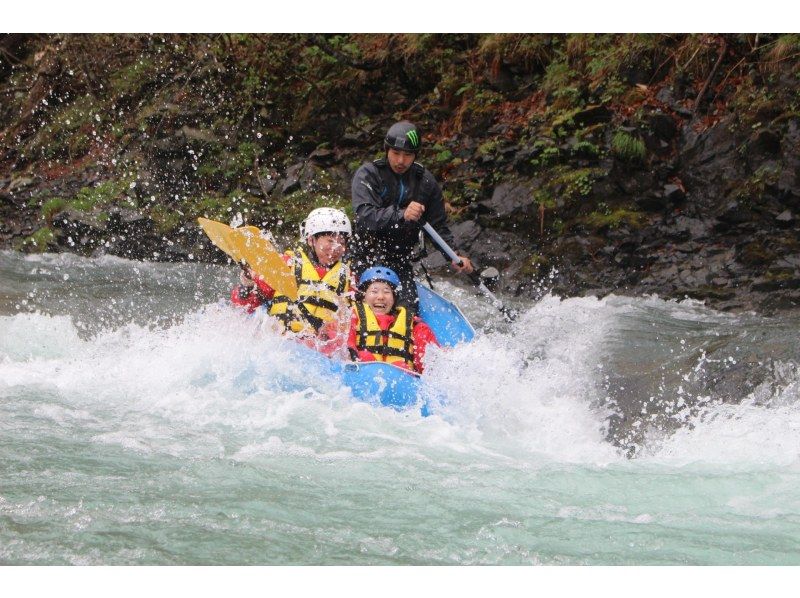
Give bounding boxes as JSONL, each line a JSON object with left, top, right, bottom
{"left": 231, "top": 207, "right": 354, "bottom": 337}
{"left": 350, "top": 120, "right": 473, "bottom": 307}
{"left": 346, "top": 266, "right": 439, "bottom": 374}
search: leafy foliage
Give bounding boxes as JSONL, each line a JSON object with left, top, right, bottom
{"left": 1, "top": 33, "right": 799, "bottom": 252}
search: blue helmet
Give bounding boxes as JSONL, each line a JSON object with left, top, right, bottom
{"left": 358, "top": 266, "right": 401, "bottom": 291}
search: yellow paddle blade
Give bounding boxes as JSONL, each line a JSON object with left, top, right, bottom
{"left": 227, "top": 227, "right": 298, "bottom": 301}
{"left": 197, "top": 217, "right": 241, "bottom": 262}
{"left": 198, "top": 217, "right": 298, "bottom": 301}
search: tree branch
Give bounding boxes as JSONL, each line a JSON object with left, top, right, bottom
{"left": 693, "top": 37, "right": 728, "bottom": 115}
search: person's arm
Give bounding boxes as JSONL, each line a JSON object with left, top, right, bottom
{"left": 231, "top": 285, "right": 261, "bottom": 313}
{"left": 230, "top": 268, "right": 275, "bottom": 312}
{"left": 411, "top": 317, "right": 440, "bottom": 373}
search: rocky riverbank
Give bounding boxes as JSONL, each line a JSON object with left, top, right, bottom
{"left": 2, "top": 34, "right": 799, "bottom": 313}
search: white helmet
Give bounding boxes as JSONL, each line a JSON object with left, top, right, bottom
{"left": 300, "top": 207, "right": 352, "bottom": 239}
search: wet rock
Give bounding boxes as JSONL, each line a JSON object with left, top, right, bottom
{"left": 751, "top": 276, "right": 800, "bottom": 292}
{"left": 682, "top": 285, "right": 737, "bottom": 301}
{"left": 683, "top": 119, "right": 738, "bottom": 167}
{"left": 309, "top": 147, "right": 338, "bottom": 166}
{"left": 161, "top": 242, "right": 195, "bottom": 262}
{"left": 51, "top": 209, "right": 108, "bottom": 253}
{"left": 256, "top": 169, "right": 279, "bottom": 195}
{"left": 663, "top": 183, "right": 686, "bottom": 203}
{"left": 420, "top": 250, "right": 447, "bottom": 271}
{"left": 572, "top": 104, "right": 613, "bottom": 127}
{"left": 281, "top": 163, "right": 303, "bottom": 195}
{"left": 9, "top": 176, "right": 35, "bottom": 193}
{"left": 180, "top": 126, "right": 219, "bottom": 144}
{"left": 634, "top": 194, "right": 665, "bottom": 212}
{"left": 613, "top": 250, "right": 651, "bottom": 269}
{"left": 748, "top": 128, "right": 781, "bottom": 156}
{"left": 463, "top": 228, "right": 519, "bottom": 271}
{"left": 776, "top": 210, "right": 794, "bottom": 227}
{"left": 648, "top": 112, "right": 678, "bottom": 141}
{"left": 153, "top": 134, "right": 185, "bottom": 154}
{"left": 672, "top": 216, "right": 711, "bottom": 241}
{"left": 737, "top": 241, "right": 776, "bottom": 267}
{"left": 775, "top": 253, "right": 800, "bottom": 269}
{"left": 450, "top": 219, "right": 482, "bottom": 247}
{"left": 479, "top": 181, "right": 536, "bottom": 218}
{"left": 108, "top": 208, "right": 155, "bottom": 237}
{"left": 716, "top": 201, "right": 752, "bottom": 226}
{"left": 637, "top": 183, "right": 686, "bottom": 212}
{"left": 760, "top": 290, "right": 800, "bottom": 312}
{"left": 655, "top": 87, "right": 693, "bottom": 116}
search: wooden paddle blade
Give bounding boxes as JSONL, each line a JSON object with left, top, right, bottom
{"left": 227, "top": 228, "right": 298, "bottom": 301}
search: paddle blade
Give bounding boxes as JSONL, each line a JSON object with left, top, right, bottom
{"left": 227, "top": 228, "right": 298, "bottom": 301}
{"left": 198, "top": 217, "right": 298, "bottom": 301}
{"left": 198, "top": 217, "right": 242, "bottom": 262}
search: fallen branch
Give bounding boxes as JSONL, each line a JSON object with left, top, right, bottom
{"left": 710, "top": 56, "right": 746, "bottom": 107}
{"left": 694, "top": 37, "right": 727, "bottom": 115}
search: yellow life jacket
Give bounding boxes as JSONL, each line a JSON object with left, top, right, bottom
{"left": 268, "top": 248, "right": 350, "bottom": 334}
{"left": 354, "top": 303, "right": 414, "bottom": 368}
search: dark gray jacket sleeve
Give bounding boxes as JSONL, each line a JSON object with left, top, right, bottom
{"left": 351, "top": 164, "right": 404, "bottom": 232}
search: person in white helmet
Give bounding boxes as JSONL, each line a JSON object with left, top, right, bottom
{"left": 231, "top": 207, "right": 355, "bottom": 337}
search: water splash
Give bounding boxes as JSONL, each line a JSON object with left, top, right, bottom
{"left": 4, "top": 251, "right": 800, "bottom": 564}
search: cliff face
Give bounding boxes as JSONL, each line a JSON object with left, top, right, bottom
{"left": 1, "top": 34, "right": 799, "bottom": 313}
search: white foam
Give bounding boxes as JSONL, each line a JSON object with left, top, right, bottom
{"left": 4, "top": 275, "right": 800, "bottom": 471}
{"left": 0, "top": 313, "right": 83, "bottom": 362}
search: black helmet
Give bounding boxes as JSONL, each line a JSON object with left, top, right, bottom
{"left": 384, "top": 121, "right": 421, "bottom": 153}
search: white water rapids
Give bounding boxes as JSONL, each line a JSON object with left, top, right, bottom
{"left": 2, "top": 250, "right": 800, "bottom": 565}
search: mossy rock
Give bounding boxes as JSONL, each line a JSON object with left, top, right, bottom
{"left": 518, "top": 253, "right": 551, "bottom": 277}
{"left": 549, "top": 166, "right": 605, "bottom": 201}
{"left": 40, "top": 197, "right": 69, "bottom": 223}
{"left": 583, "top": 208, "right": 646, "bottom": 230}
{"left": 21, "top": 227, "right": 56, "bottom": 252}
{"left": 71, "top": 179, "right": 132, "bottom": 212}
{"left": 738, "top": 242, "right": 776, "bottom": 266}
{"left": 681, "top": 286, "right": 737, "bottom": 301}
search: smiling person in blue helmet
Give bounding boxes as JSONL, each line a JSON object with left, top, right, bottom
{"left": 344, "top": 266, "right": 440, "bottom": 374}
{"left": 350, "top": 120, "right": 473, "bottom": 307}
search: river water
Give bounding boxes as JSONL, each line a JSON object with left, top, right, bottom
{"left": 2, "top": 249, "right": 800, "bottom": 565}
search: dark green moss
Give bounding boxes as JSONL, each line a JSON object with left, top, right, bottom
{"left": 21, "top": 227, "right": 55, "bottom": 252}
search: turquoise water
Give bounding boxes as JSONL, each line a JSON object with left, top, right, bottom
{"left": 2, "top": 250, "right": 800, "bottom": 565}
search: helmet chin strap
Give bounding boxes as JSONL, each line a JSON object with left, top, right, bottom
{"left": 304, "top": 237, "right": 321, "bottom": 266}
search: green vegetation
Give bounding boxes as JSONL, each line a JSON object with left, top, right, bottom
{"left": 40, "top": 198, "right": 69, "bottom": 222}
{"left": 31, "top": 179, "right": 132, "bottom": 231}
{"left": 584, "top": 208, "right": 646, "bottom": 230}
{"left": 611, "top": 131, "right": 646, "bottom": 164}
{"left": 21, "top": 227, "right": 55, "bottom": 252}
{"left": 2, "top": 32, "right": 798, "bottom": 261}
{"left": 71, "top": 179, "right": 132, "bottom": 212}
{"left": 551, "top": 167, "right": 603, "bottom": 201}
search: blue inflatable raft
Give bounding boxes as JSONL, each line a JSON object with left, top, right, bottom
{"left": 283, "top": 283, "right": 474, "bottom": 415}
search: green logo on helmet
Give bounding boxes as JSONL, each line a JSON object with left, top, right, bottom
{"left": 406, "top": 129, "right": 420, "bottom": 148}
